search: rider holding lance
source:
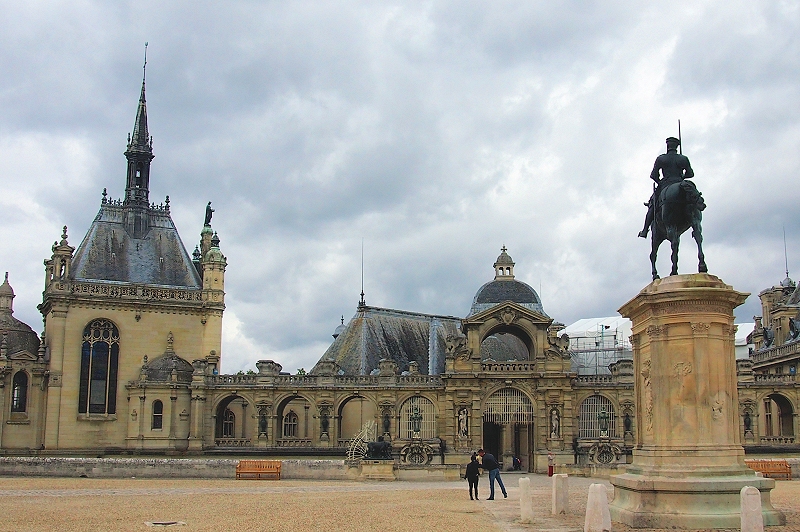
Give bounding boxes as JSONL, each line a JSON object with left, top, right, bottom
{"left": 638, "top": 136, "right": 694, "bottom": 238}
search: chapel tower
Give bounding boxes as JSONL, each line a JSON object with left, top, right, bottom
{"left": 38, "top": 58, "right": 225, "bottom": 452}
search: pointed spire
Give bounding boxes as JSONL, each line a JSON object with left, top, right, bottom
{"left": 130, "top": 43, "right": 150, "bottom": 151}
{"left": 124, "top": 43, "right": 155, "bottom": 208}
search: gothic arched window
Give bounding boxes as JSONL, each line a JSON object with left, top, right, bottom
{"left": 11, "top": 371, "right": 28, "bottom": 413}
{"left": 79, "top": 319, "right": 120, "bottom": 415}
{"left": 152, "top": 400, "right": 163, "bottom": 430}
{"left": 222, "top": 408, "right": 235, "bottom": 438}
{"left": 283, "top": 411, "right": 299, "bottom": 438}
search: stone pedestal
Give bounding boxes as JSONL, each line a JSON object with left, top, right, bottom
{"left": 609, "top": 274, "right": 784, "bottom": 529}
{"left": 359, "top": 460, "right": 396, "bottom": 481}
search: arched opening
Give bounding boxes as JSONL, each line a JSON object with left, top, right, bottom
{"left": 276, "top": 395, "right": 312, "bottom": 444}
{"left": 398, "top": 396, "right": 436, "bottom": 439}
{"left": 338, "top": 395, "right": 377, "bottom": 447}
{"left": 763, "top": 394, "right": 794, "bottom": 440}
{"left": 214, "top": 395, "right": 250, "bottom": 446}
{"left": 482, "top": 388, "right": 535, "bottom": 471}
{"left": 11, "top": 371, "right": 28, "bottom": 413}
{"left": 480, "top": 325, "right": 533, "bottom": 362}
{"left": 579, "top": 395, "right": 617, "bottom": 438}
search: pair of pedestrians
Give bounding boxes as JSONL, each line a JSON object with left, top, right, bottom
{"left": 465, "top": 449, "right": 507, "bottom": 500}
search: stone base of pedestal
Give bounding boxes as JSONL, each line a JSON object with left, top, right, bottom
{"left": 610, "top": 470, "right": 785, "bottom": 529}
{"left": 359, "top": 460, "right": 396, "bottom": 481}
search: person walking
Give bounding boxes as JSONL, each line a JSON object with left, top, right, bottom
{"left": 477, "top": 449, "right": 507, "bottom": 500}
{"left": 465, "top": 453, "right": 480, "bottom": 500}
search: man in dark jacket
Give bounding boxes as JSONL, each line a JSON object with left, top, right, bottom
{"left": 465, "top": 453, "right": 480, "bottom": 500}
{"left": 478, "top": 449, "right": 507, "bottom": 500}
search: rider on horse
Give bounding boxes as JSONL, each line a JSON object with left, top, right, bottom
{"left": 638, "top": 137, "right": 694, "bottom": 238}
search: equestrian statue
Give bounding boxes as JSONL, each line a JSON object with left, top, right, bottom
{"left": 639, "top": 135, "right": 707, "bottom": 280}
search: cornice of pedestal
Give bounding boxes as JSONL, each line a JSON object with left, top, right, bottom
{"left": 619, "top": 273, "right": 749, "bottom": 322}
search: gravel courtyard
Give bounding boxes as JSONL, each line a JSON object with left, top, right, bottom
{"left": 0, "top": 473, "right": 797, "bottom": 532}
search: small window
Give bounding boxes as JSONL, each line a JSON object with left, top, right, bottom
{"left": 222, "top": 408, "right": 235, "bottom": 438}
{"left": 283, "top": 410, "right": 298, "bottom": 438}
{"left": 11, "top": 371, "right": 28, "bottom": 413}
{"left": 151, "top": 400, "right": 163, "bottom": 430}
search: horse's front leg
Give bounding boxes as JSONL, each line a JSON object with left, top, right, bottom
{"left": 650, "top": 234, "right": 661, "bottom": 280}
{"left": 692, "top": 218, "right": 707, "bottom": 273}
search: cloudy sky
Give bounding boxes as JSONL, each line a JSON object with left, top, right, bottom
{"left": 1, "top": 1, "right": 798, "bottom": 373}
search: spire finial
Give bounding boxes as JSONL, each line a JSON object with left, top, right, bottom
{"left": 501, "top": 245, "right": 507, "bottom": 253}
{"left": 143, "top": 42, "right": 148, "bottom": 84}
{"left": 359, "top": 238, "right": 366, "bottom": 307}
{"left": 341, "top": 315, "right": 345, "bottom": 325}
{"left": 784, "top": 225, "right": 790, "bottom": 279}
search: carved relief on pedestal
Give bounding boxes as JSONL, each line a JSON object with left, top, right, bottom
{"left": 712, "top": 400, "right": 723, "bottom": 422}
{"left": 690, "top": 322, "right": 710, "bottom": 335}
{"left": 641, "top": 358, "right": 653, "bottom": 434}
{"left": 645, "top": 324, "right": 668, "bottom": 338}
{"left": 673, "top": 362, "right": 692, "bottom": 376}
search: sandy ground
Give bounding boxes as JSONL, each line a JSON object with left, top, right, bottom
{"left": 0, "top": 477, "right": 500, "bottom": 532}
{"left": 0, "top": 472, "right": 798, "bottom": 532}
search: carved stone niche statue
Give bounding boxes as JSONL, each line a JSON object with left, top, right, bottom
{"left": 382, "top": 412, "right": 391, "bottom": 435}
{"left": 258, "top": 407, "right": 268, "bottom": 436}
{"left": 367, "top": 436, "right": 393, "bottom": 460}
{"left": 320, "top": 410, "right": 330, "bottom": 434}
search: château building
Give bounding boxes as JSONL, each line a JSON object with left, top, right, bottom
{"left": 0, "top": 73, "right": 796, "bottom": 471}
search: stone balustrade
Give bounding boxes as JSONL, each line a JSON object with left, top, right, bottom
{"left": 751, "top": 342, "right": 800, "bottom": 364}
{"left": 276, "top": 438, "right": 313, "bottom": 447}
{"left": 760, "top": 436, "right": 795, "bottom": 444}
{"left": 481, "top": 362, "right": 536, "bottom": 372}
{"left": 214, "top": 438, "right": 252, "bottom": 447}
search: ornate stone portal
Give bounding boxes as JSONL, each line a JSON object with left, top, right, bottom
{"left": 609, "top": 274, "right": 784, "bottom": 528}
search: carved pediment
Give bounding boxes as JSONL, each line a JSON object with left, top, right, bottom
{"left": 463, "top": 301, "right": 552, "bottom": 326}
{"left": 8, "top": 350, "right": 38, "bottom": 362}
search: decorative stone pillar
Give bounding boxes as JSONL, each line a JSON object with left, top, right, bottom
{"left": 502, "top": 423, "right": 514, "bottom": 470}
{"left": 609, "top": 274, "right": 784, "bottom": 528}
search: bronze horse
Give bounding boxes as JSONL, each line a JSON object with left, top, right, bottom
{"left": 649, "top": 179, "right": 707, "bottom": 280}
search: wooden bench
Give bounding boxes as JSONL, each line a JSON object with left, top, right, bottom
{"left": 236, "top": 460, "right": 282, "bottom": 480}
{"left": 744, "top": 459, "right": 791, "bottom": 480}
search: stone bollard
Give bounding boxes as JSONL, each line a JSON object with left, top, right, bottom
{"left": 552, "top": 473, "right": 568, "bottom": 515}
{"left": 741, "top": 486, "right": 764, "bottom": 532}
{"left": 585, "top": 483, "right": 611, "bottom": 532}
{"left": 519, "top": 477, "right": 533, "bottom": 523}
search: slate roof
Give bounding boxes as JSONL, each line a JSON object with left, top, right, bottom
{"left": 145, "top": 353, "right": 194, "bottom": 384}
{"left": 468, "top": 279, "right": 546, "bottom": 317}
{"left": 311, "top": 306, "right": 461, "bottom": 376}
{"left": 70, "top": 204, "right": 201, "bottom": 287}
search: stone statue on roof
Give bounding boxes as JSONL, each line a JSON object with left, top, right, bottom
{"left": 204, "top": 202, "right": 214, "bottom": 226}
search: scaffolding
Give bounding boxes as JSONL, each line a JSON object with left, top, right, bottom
{"left": 563, "top": 317, "right": 632, "bottom": 375}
